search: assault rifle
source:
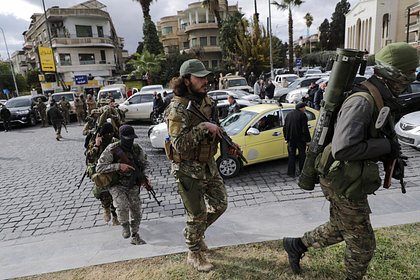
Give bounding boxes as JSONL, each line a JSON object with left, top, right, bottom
{"left": 186, "top": 101, "right": 247, "bottom": 164}
{"left": 113, "top": 147, "right": 161, "bottom": 205}
{"left": 77, "top": 170, "right": 87, "bottom": 189}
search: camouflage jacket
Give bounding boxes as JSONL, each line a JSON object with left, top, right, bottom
{"left": 165, "top": 94, "right": 219, "bottom": 180}
{"left": 96, "top": 141, "right": 149, "bottom": 187}
{"left": 59, "top": 100, "right": 70, "bottom": 111}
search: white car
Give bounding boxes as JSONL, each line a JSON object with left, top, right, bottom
{"left": 140, "top": 84, "right": 164, "bottom": 93}
{"left": 208, "top": 89, "right": 261, "bottom": 103}
{"left": 119, "top": 92, "right": 155, "bottom": 121}
{"left": 148, "top": 99, "right": 254, "bottom": 149}
{"left": 395, "top": 111, "right": 420, "bottom": 150}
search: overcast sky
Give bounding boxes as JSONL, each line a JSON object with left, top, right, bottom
{"left": 0, "top": 0, "right": 357, "bottom": 60}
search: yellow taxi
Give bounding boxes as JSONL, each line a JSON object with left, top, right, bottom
{"left": 216, "top": 103, "right": 318, "bottom": 178}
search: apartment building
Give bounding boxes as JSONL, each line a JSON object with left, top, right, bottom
{"left": 10, "top": 51, "right": 29, "bottom": 76}
{"left": 157, "top": 1, "right": 239, "bottom": 70}
{"left": 22, "top": 0, "right": 127, "bottom": 93}
{"left": 345, "top": 0, "right": 419, "bottom": 54}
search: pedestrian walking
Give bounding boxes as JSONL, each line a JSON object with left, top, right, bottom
{"left": 96, "top": 125, "right": 150, "bottom": 245}
{"left": 165, "top": 59, "right": 239, "bottom": 272}
{"left": 47, "top": 100, "right": 64, "bottom": 141}
{"left": 313, "top": 82, "right": 327, "bottom": 110}
{"left": 58, "top": 96, "right": 71, "bottom": 124}
{"left": 0, "top": 104, "right": 11, "bottom": 132}
{"left": 282, "top": 42, "right": 419, "bottom": 280}
{"left": 74, "top": 95, "right": 85, "bottom": 125}
{"left": 227, "top": 95, "right": 240, "bottom": 116}
{"left": 283, "top": 102, "right": 311, "bottom": 177}
{"left": 35, "top": 97, "right": 47, "bottom": 127}
{"left": 265, "top": 79, "right": 275, "bottom": 99}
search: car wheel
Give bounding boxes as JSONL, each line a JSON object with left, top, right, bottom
{"left": 216, "top": 156, "right": 242, "bottom": 179}
{"left": 29, "top": 114, "right": 37, "bottom": 126}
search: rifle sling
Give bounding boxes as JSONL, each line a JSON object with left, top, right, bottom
{"left": 361, "top": 80, "right": 384, "bottom": 111}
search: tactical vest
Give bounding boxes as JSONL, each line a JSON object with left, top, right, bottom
{"left": 165, "top": 95, "right": 218, "bottom": 163}
{"left": 315, "top": 82, "right": 384, "bottom": 200}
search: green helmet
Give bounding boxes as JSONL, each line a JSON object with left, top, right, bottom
{"left": 374, "top": 42, "right": 419, "bottom": 94}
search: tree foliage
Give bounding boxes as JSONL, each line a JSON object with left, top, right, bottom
{"left": 158, "top": 52, "right": 194, "bottom": 86}
{"left": 318, "top": 18, "right": 330, "bottom": 51}
{"left": 328, "top": 0, "right": 350, "bottom": 50}
{"left": 127, "top": 51, "right": 166, "bottom": 84}
{"left": 201, "top": 0, "right": 229, "bottom": 29}
{"left": 0, "top": 61, "right": 26, "bottom": 97}
{"left": 272, "top": 0, "right": 304, "bottom": 73}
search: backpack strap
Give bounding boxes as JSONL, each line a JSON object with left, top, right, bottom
{"left": 361, "top": 80, "right": 384, "bottom": 111}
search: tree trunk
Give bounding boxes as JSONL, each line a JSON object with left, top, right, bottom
{"left": 288, "top": 7, "right": 294, "bottom": 73}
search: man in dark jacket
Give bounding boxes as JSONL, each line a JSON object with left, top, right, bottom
{"left": 47, "top": 100, "right": 64, "bottom": 141}
{"left": 283, "top": 102, "right": 311, "bottom": 177}
{"left": 265, "top": 79, "right": 275, "bottom": 99}
{"left": 0, "top": 104, "right": 11, "bottom": 132}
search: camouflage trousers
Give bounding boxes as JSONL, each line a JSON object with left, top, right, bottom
{"left": 302, "top": 179, "right": 376, "bottom": 280}
{"left": 108, "top": 184, "right": 141, "bottom": 234}
{"left": 175, "top": 171, "right": 228, "bottom": 251}
{"left": 51, "top": 121, "right": 62, "bottom": 136}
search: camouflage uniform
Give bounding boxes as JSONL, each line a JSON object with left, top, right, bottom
{"left": 85, "top": 131, "right": 118, "bottom": 224}
{"left": 96, "top": 141, "right": 148, "bottom": 242}
{"left": 36, "top": 98, "right": 47, "bottom": 127}
{"left": 165, "top": 94, "right": 228, "bottom": 252}
{"left": 74, "top": 97, "right": 85, "bottom": 125}
{"left": 86, "top": 95, "right": 97, "bottom": 115}
{"left": 59, "top": 98, "right": 71, "bottom": 124}
{"left": 97, "top": 105, "right": 122, "bottom": 137}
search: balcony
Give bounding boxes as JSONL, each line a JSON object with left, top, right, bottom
{"left": 52, "top": 36, "right": 114, "bottom": 48}
{"left": 47, "top": 8, "right": 110, "bottom": 20}
{"left": 185, "top": 22, "right": 218, "bottom": 33}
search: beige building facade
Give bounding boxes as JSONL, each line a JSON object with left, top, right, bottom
{"left": 22, "top": 0, "right": 127, "bottom": 93}
{"left": 157, "top": 1, "right": 239, "bottom": 70}
{"left": 345, "top": 0, "right": 419, "bottom": 54}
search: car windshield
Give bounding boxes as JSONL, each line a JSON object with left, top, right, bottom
{"left": 287, "top": 79, "right": 302, "bottom": 89}
{"left": 221, "top": 111, "right": 258, "bottom": 136}
{"left": 285, "top": 76, "right": 298, "bottom": 83}
{"left": 6, "top": 98, "right": 31, "bottom": 108}
{"left": 99, "top": 90, "right": 121, "bottom": 100}
{"left": 230, "top": 90, "right": 249, "bottom": 98}
{"left": 228, "top": 79, "right": 247, "bottom": 87}
{"left": 52, "top": 94, "right": 74, "bottom": 102}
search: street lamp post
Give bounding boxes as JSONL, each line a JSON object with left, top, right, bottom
{"left": 268, "top": 0, "right": 274, "bottom": 80}
{"left": 0, "top": 27, "right": 19, "bottom": 97}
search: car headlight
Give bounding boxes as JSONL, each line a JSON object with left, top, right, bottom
{"left": 152, "top": 129, "right": 160, "bottom": 136}
{"left": 16, "top": 109, "right": 30, "bottom": 115}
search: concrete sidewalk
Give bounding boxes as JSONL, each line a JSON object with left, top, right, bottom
{"left": 1, "top": 188, "right": 419, "bottom": 279}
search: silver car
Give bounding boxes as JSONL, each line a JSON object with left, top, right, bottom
{"left": 395, "top": 111, "right": 420, "bottom": 150}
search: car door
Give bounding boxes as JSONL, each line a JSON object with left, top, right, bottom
{"left": 282, "top": 107, "right": 317, "bottom": 139}
{"left": 138, "top": 93, "right": 154, "bottom": 119}
{"left": 124, "top": 95, "right": 142, "bottom": 119}
{"left": 243, "top": 109, "right": 285, "bottom": 163}
{"left": 399, "top": 82, "right": 420, "bottom": 116}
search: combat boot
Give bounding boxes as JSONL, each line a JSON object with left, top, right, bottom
{"left": 130, "top": 233, "right": 146, "bottom": 245}
{"left": 283, "top": 237, "right": 308, "bottom": 274}
{"left": 103, "top": 207, "right": 111, "bottom": 223}
{"left": 121, "top": 222, "right": 131, "bottom": 239}
{"left": 187, "top": 250, "right": 214, "bottom": 272}
{"left": 199, "top": 239, "right": 208, "bottom": 252}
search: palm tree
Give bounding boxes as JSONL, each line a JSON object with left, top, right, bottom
{"left": 202, "top": 0, "right": 229, "bottom": 29}
{"left": 128, "top": 51, "right": 166, "bottom": 83}
{"left": 304, "top": 12, "right": 313, "bottom": 53}
{"left": 133, "top": 0, "right": 155, "bottom": 18}
{"left": 272, "top": 0, "right": 304, "bottom": 73}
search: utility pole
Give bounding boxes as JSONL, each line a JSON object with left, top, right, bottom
{"left": 268, "top": 0, "right": 274, "bottom": 79}
{"left": 0, "top": 27, "right": 19, "bottom": 97}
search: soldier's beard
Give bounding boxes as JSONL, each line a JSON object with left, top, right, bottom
{"left": 187, "top": 84, "right": 206, "bottom": 103}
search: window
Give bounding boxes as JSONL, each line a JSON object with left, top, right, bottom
{"left": 191, "top": 38, "right": 197, "bottom": 47}
{"left": 253, "top": 111, "right": 281, "bottom": 132}
{"left": 100, "top": 50, "right": 106, "bottom": 64}
{"left": 140, "top": 94, "right": 154, "bottom": 103}
{"left": 211, "top": 60, "right": 218, "bottom": 68}
{"left": 76, "top": 25, "right": 92, "bottom": 37}
{"left": 97, "top": 26, "right": 104, "bottom": 37}
{"left": 202, "top": 61, "right": 209, "bottom": 69}
{"left": 183, "top": 41, "right": 190, "bottom": 49}
{"left": 162, "top": 26, "right": 173, "bottom": 36}
{"left": 210, "top": 36, "right": 217, "bottom": 46}
{"left": 59, "top": 53, "right": 72, "bottom": 66}
{"left": 79, "top": 53, "right": 95, "bottom": 65}
{"left": 200, "top": 37, "right": 207, "bottom": 46}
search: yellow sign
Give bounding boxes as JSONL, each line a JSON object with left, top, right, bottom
{"left": 38, "top": 47, "right": 56, "bottom": 72}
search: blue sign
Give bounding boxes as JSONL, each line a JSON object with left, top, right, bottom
{"left": 75, "top": 75, "right": 88, "bottom": 85}
{"left": 296, "top": 58, "right": 302, "bottom": 67}
{"left": 2, "top": 88, "right": 10, "bottom": 95}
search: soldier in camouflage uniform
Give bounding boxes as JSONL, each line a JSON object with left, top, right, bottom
{"left": 35, "top": 97, "right": 47, "bottom": 127}
{"left": 97, "top": 98, "right": 122, "bottom": 138}
{"left": 283, "top": 43, "right": 419, "bottom": 280}
{"left": 165, "top": 59, "right": 237, "bottom": 272}
{"left": 85, "top": 122, "right": 119, "bottom": 225}
{"left": 74, "top": 95, "right": 85, "bottom": 125}
{"left": 59, "top": 96, "right": 71, "bottom": 124}
{"left": 96, "top": 124, "right": 150, "bottom": 245}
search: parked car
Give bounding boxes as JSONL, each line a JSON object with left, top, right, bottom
{"left": 97, "top": 84, "right": 127, "bottom": 104}
{"left": 50, "top": 92, "right": 77, "bottom": 117}
{"left": 398, "top": 81, "right": 420, "bottom": 117}
{"left": 119, "top": 91, "right": 159, "bottom": 121}
{"left": 220, "top": 74, "right": 253, "bottom": 93}
{"left": 273, "top": 74, "right": 299, "bottom": 88}
{"left": 148, "top": 99, "right": 254, "bottom": 149}
{"left": 0, "top": 95, "right": 48, "bottom": 126}
{"left": 140, "top": 84, "right": 164, "bottom": 93}
{"left": 274, "top": 76, "right": 322, "bottom": 101}
{"left": 304, "top": 68, "right": 323, "bottom": 77}
{"left": 0, "top": 99, "right": 7, "bottom": 106}
{"left": 208, "top": 89, "right": 261, "bottom": 103}
{"left": 395, "top": 111, "right": 420, "bottom": 150}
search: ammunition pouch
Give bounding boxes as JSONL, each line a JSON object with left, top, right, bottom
{"left": 165, "top": 138, "right": 216, "bottom": 163}
{"left": 91, "top": 172, "right": 117, "bottom": 189}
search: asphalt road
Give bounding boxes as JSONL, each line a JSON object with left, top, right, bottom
{"left": 0, "top": 121, "right": 419, "bottom": 242}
